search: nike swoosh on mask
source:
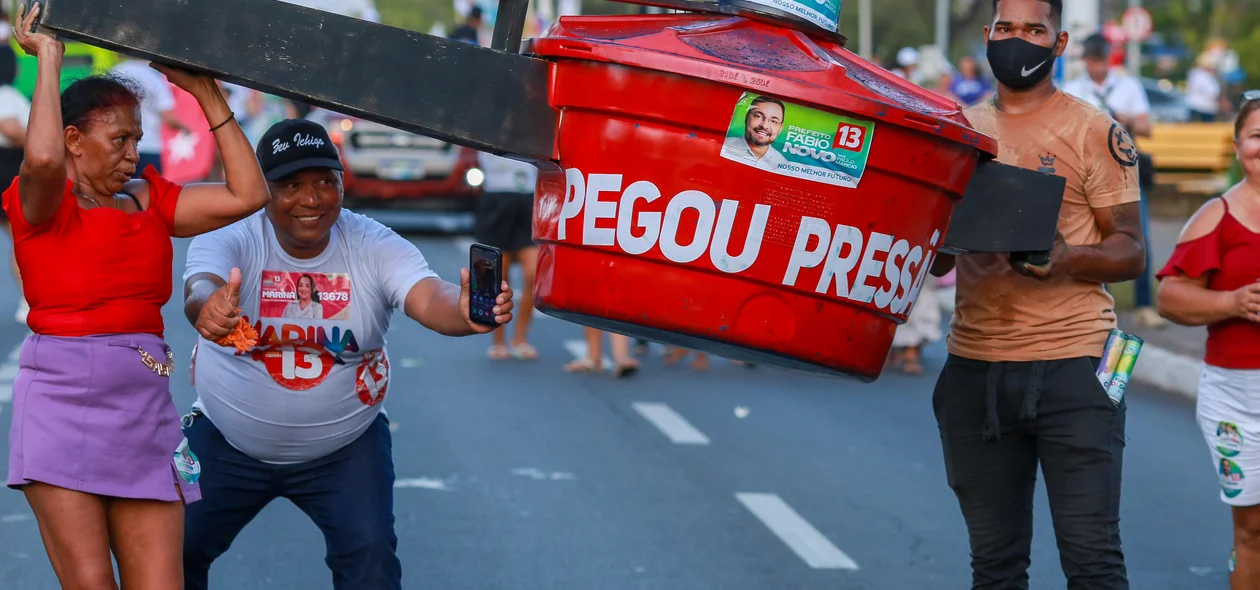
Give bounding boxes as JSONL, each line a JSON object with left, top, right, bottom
{"left": 1021, "top": 61, "right": 1047, "bottom": 77}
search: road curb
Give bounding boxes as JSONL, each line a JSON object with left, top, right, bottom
{"left": 1131, "top": 344, "right": 1201, "bottom": 400}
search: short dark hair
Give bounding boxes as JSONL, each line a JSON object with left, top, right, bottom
{"left": 1081, "top": 33, "right": 1110, "bottom": 59}
{"left": 992, "top": 0, "right": 1063, "bottom": 28}
{"left": 469, "top": 6, "right": 483, "bottom": 19}
{"left": 60, "top": 74, "right": 143, "bottom": 131}
{"left": 750, "top": 96, "right": 785, "bottom": 113}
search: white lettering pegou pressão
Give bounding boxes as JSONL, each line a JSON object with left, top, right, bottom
{"left": 554, "top": 168, "right": 941, "bottom": 316}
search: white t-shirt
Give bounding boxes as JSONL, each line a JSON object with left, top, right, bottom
{"left": 0, "top": 85, "right": 30, "bottom": 149}
{"left": 1062, "top": 71, "right": 1150, "bottom": 121}
{"left": 1186, "top": 67, "right": 1221, "bottom": 115}
{"left": 477, "top": 151, "right": 538, "bottom": 194}
{"left": 184, "top": 209, "right": 438, "bottom": 464}
{"left": 110, "top": 60, "right": 176, "bottom": 155}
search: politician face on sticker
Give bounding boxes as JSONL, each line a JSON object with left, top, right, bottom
{"left": 744, "top": 97, "right": 785, "bottom": 151}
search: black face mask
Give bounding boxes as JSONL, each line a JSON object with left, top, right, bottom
{"left": 986, "top": 37, "right": 1056, "bottom": 90}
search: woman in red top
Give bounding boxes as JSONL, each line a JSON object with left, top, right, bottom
{"left": 1156, "top": 92, "right": 1260, "bottom": 588}
{"left": 2, "top": 5, "right": 270, "bottom": 588}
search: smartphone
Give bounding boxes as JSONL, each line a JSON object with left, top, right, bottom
{"left": 469, "top": 243, "right": 504, "bottom": 327}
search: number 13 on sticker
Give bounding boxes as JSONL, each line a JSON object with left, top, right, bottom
{"left": 835, "top": 124, "right": 866, "bottom": 151}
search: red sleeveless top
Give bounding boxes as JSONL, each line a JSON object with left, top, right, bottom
{"left": 1, "top": 166, "right": 183, "bottom": 337}
{"left": 1156, "top": 199, "right": 1260, "bottom": 369}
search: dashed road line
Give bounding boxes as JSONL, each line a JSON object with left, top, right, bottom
{"left": 736, "top": 492, "right": 858, "bottom": 570}
{"left": 632, "top": 402, "right": 711, "bottom": 445}
{"left": 0, "top": 339, "right": 24, "bottom": 408}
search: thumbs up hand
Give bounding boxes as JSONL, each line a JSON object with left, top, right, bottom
{"left": 196, "top": 268, "right": 245, "bottom": 343}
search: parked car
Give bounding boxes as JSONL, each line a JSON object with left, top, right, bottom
{"left": 1141, "top": 77, "right": 1192, "bottom": 124}
{"left": 307, "top": 109, "right": 485, "bottom": 211}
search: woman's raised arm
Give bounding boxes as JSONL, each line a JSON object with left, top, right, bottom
{"left": 13, "top": 3, "right": 67, "bottom": 227}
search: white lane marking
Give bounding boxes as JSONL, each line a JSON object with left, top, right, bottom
{"left": 735, "top": 493, "right": 858, "bottom": 570}
{"left": 632, "top": 402, "right": 711, "bottom": 445}
{"left": 0, "top": 363, "right": 16, "bottom": 381}
{"left": 0, "top": 384, "right": 10, "bottom": 405}
{"left": 564, "top": 339, "right": 613, "bottom": 371}
{"left": 395, "top": 477, "right": 452, "bottom": 491}
{"left": 511, "top": 468, "right": 576, "bottom": 481}
{"left": 0, "top": 513, "right": 32, "bottom": 524}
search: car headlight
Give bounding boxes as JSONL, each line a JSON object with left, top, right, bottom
{"left": 465, "top": 168, "right": 485, "bottom": 187}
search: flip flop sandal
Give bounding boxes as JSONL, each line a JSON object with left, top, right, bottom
{"left": 510, "top": 342, "right": 539, "bottom": 361}
{"left": 488, "top": 345, "right": 511, "bottom": 361}
{"left": 614, "top": 362, "right": 640, "bottom": 378}
{"left": 564, "top": 358, "right": 600, "bottom": 373}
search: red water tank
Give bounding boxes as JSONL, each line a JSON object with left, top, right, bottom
{"left": 524, "top": 14, "right": 998, "bottom": 381}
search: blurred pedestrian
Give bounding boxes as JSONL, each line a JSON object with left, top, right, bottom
{"left": 476, "top": 151, "right": 539, "bottom": 360}
{"left": 1187, "top": 52, "right": 1223, "bottom": 123}
{"left": 888, "top": 276, "right": 942, "bottom": 375}
{"left": 1063, "top": 33, "right": 1163, "bottom": 328}
{"left": 3, "top": 4, "right": 271, "bottom": 587}
{"left": 950, "top": 55, "right": 994, "bottom": 107}
{"left": 1155, "top": 91, "right": 1260, "bottom": 588}
{"left": 449, "top": 6, "right": 484, "bottom": 46}
{"left": 0, "top": 43, "right": 29, "bottom": 324}
{"left": 565, "top": 327, "right": 639, "bottom": 377}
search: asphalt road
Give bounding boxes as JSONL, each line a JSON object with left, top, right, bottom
{"left": 0, "top": 224, "right": 1239, "bottom": 589}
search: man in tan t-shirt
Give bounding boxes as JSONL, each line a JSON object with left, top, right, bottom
{"left": 928, "top": 1, "right": 1147, "bottom": 589}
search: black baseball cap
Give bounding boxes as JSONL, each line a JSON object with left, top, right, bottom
{"left": 256, "top": 119, "right": 344, "bottom": 181}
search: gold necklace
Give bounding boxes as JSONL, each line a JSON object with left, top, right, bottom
{"left": 74, "top": 190, "right": 114, "bottom": 210}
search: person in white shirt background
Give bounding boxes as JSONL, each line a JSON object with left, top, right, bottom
{"left": 109, "top": 57, "right": 190, "bottom": 174}
{"left": 1063, "top": 33, "right": 1164, "bottom": 328}
{"left": 474, "top": 151, "right": 540, "bottom": 360}
{"left": 180, "top": 119, "right": 514, "bottom": 590}
{"left": 1186, "top": 51, "right": 1223, "bottom": 123}
{"left": 0, "top": 41, "right": 30, "bottom": 325}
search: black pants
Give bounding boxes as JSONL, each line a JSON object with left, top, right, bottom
{"left": 182, "top": 412, "right": 401, "bottom": 590}
{"left": 933, "top": 354, "right": 1128, "bottom": 590}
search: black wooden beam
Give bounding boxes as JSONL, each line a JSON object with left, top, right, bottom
{"left": 490, "top": 0, "right": 530, "bottom": 54}
{"left": 26, "top": 0, "right": 557, "bottom": 160}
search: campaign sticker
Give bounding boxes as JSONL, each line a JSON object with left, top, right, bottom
{"left": 1217, "top": 421, "right": 1244, "bottom": 458}
{"left": 260, "top": 271, "right": 352, "bottom": 321}
{"left": 720, "top": 92, "right": 875, "bottom": 189}
{"left": 1220, "top": 458, "right": 1245, "bottom": 498}
{"left": 173, "top": 437, "right": 201, "bottom": 485}
{"left": 735, "top": 0, "right": 840, "bottom": 33}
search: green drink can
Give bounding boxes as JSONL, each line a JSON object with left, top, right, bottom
{"left": 1104, "top": 336, "right": 1144, "bottom": 406}
{"left": 1097, "top": 328, "right": 1127, "bottom": 388}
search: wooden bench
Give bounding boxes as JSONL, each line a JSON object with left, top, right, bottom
{"left": 1136, "top": 122, "right": 1236, "bottom": 173}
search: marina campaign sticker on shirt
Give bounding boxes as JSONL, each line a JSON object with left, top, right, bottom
{"left": 719, "top": 92, "right": 874, "bottom": 189}
{"left": 260, "top": 271, "right": 352, "bottom": 320}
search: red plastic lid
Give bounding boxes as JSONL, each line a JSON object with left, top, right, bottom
{"left": 526, "top": 14, "right": 998, "bottom": 158}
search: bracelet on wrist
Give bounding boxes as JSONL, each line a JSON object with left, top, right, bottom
{"left": 209, "top": 112, "right": 235, "bottom": 132}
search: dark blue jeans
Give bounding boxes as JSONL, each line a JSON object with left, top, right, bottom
{"left": 1134, "top": 190, "right": 1154, "bottom": 309}
{"left": 182, "top": 412, "right": 401, "bottom": 590}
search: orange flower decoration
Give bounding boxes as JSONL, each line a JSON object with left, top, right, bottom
{"left": 214, "top": 315, "right": 258, "bottom": 353}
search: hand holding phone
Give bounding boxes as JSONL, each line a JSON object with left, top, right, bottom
{"left": 467, "top": 243, "right": 508, "bottom": 328}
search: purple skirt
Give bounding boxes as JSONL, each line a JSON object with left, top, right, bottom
{"left": 7, "top": 333, "right": 201, "bottom": 504}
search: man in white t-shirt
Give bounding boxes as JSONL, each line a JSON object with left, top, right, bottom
{"left": 110, "top": 58, "right": 189, "bottom": 174}
{"left": 180, "top": 119, "right": 515, "bottom": 590}
{"left": 1063, "top": 33, "right": 1164, "bottom": 327}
